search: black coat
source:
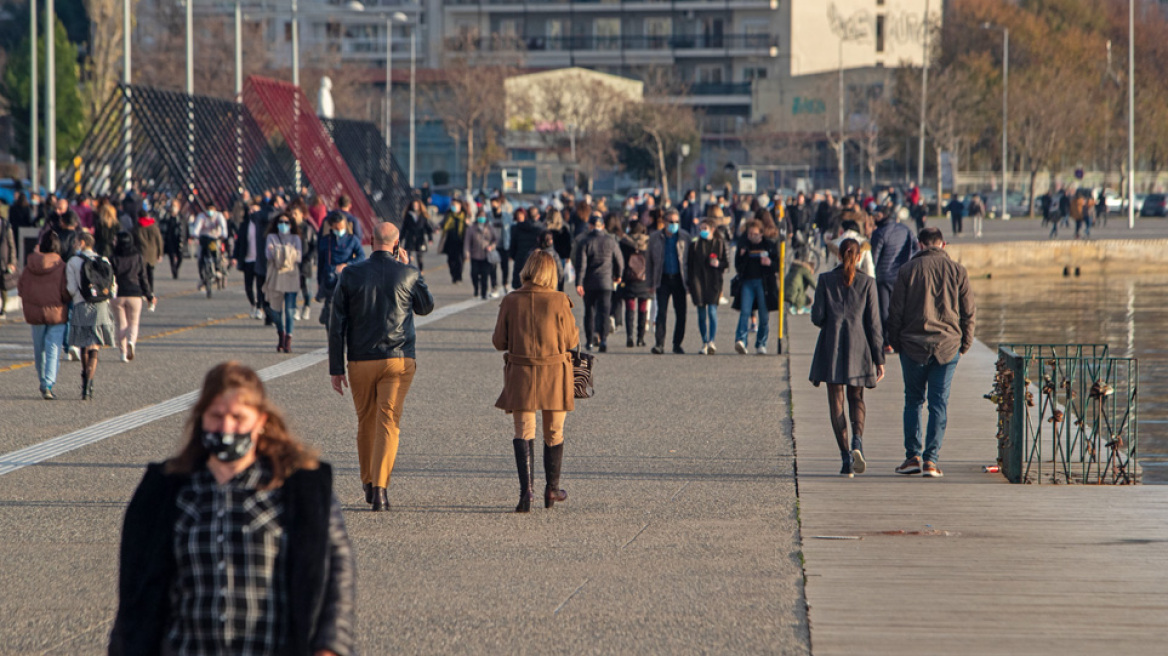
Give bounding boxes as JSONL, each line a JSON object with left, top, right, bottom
{"left": 112, "top": 252, "right": 152, "bottom": 299}
{"left": 509, "top": 220, "right": 546, "bottom": 271}
{"left": 617, "top": 234, "right": 653, "bottom": 300}
{"left": 572, "top": 230, "right": 624, "bottom": 291}
{"left": 809, "top": 269, "right": 884, "bottom": 388}
{"left": 401, "top": 211, "right": 433, "bottom": 252}
{"left": 685, "top": 236, "right": 730, "bottom": 307}
{"left": 108, "top": 461, "right": 356, "bottom": 656}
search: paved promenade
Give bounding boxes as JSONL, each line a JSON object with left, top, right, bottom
{"left": 787, "top": 317, "right": 1168, "bottom": 655}
{"left": 0, "top": 266, "right": 808, "bottom": 654}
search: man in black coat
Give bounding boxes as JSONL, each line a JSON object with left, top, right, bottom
{"left": 645, "top": 209, "right": 690, "bottom": 354}
{"left": 573, "top": 214, "right": 624, "bottom": 352}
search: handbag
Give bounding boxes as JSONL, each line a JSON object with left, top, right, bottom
{"left": 729, "top": 274, "right": 742, "bottom": 299}
{"left": 570, "top": 349, "right": 595, "bottom": 399}
{"left": 2, "top": 270, "right": 17, "bottom": 291}
{"left": 487, "top": 249, "right": 501, "bottom": 265}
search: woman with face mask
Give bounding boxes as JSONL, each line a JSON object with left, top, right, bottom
{"left": 438, "top": 199, "right": 468, "bottom": 284}
{"left": 809, "top": 239, "right": 885, "bottom": 477}
{"left": 686, "top": 220, "right": 730, "bottom": 354}
{"left": 732, "top": 220, "right": 780, "bottom": 355}
{"left": 261, "top": 212, "right": 302, "bottom": 353}
{"left": 464, "top": 208, "right": 498, "bottom": 300}
{"left": 110, "top": 362, "right": 355, "bottom": 655}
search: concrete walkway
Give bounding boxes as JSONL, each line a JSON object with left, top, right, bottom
{"left": 788, "top": 318, "right": 1168, "bottom": 655}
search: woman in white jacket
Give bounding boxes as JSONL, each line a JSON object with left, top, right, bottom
{"left": 261, "top": 212, "right": 303, "bottom": 354}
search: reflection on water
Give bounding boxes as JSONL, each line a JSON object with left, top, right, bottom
{"left": 971, "top": 273, "right": 1168, "bottom": 483}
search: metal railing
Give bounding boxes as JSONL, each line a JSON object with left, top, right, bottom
{"left": 991, "top": 344, "right": 1139, "bottom": 484}
{"left": 449, "top": 34, "right": 777, "bottom": 53}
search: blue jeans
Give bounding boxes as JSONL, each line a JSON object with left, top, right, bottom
{"left": 266, "top": 292, "right": 299, "bottom": 335}
{"left": 735, "top": 278, "right": 769, "bottom": 347}
{"left": 696, "top": 304, "right": 718, "bottom": 343}
{"left": 901, "top": 352, "right": 960, "bottom": 463}
{"left": 32, "top": 324, "right": 65, "bottom": 391}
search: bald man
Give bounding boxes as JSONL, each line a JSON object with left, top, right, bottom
{"left": 328, "top": 220, "right": 434, "bottom": 511}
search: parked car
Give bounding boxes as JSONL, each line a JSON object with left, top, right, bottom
{"left": 1139, "top": 193, "right": 1168, "bottom": 217}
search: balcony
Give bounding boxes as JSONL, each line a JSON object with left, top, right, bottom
{"left": 448, "top": 34, "right": 779, "bottom": 54}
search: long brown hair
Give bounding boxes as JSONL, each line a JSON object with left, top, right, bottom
{"left": 838, "top": 238, "right": 861, "bottom": 287}
{"left": 166, "top": 362, "right": 318, "bottom": 488}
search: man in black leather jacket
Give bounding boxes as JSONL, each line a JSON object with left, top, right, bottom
{"left": 328, "top": 222, "right": 435, "bottom": 511}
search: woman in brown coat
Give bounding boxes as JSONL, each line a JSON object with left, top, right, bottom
{"left": 492, "top": 250, "right": 580, "bottom": 512}
{"left": 18, "top": 231, "right": 71, "bottom": 399}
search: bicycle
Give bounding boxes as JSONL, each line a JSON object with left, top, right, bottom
{"left": 198, "top": 236, "right": 226, "bottom": 298}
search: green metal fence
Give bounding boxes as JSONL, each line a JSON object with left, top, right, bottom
{"left": 991, "top": 344, "right": 1139, "bottom": 484}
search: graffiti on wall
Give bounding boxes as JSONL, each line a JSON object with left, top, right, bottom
{"left": 827, "top": 1, "right": 927, "bottom": 47}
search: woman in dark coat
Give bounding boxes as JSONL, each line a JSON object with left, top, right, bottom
{"left": 400, "top": 199, "right": 434, "bottom": 272}
{"left": 617, "top": 222, "right": 653, "bottom": 347}
{"left": 686, "top": 219, "right": 730, "bottom": 354}
{"left": 109, "top": 362, "right": 355, "bottom": 656}
{"left": 438, "top": 198, "right": 468, "bottom": 284}
{"left": 508, "top": 207, "right": 545, "bottom": 290}
{"left": 809, "top": 238, "right": 885, "bottom": 478}
{"left": 159, "top": 198, "right": 188, "bottom": 279}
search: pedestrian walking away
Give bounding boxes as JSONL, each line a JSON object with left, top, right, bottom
{"left": 261, "top": 213, "right": 303, "bottom": 353}
{"left": 732, "top": 220, "right": 779, "bottom": 355}
{"left": 573, "top": 213, "right": 624, "bottom": 352}
{"left": 886, "top": 228, "right": 977, "bottom": 478}
{"left": 647, "top": 209, "right": 690, "bottom": 354}
{"left": 809, "top": 239, "right": 886, "bottom": 477}
{"left": 110, "top": 233, "right": 154, "bottom": 363}
{"left": 784, "top": 259, "right": 816, "bottom": 315}
{"left": 66, "top": 232, "right": 116, "bottom": 400}
{"left": 870, "top": 207, "right": 919, "bottom": 351}
{"left": 617, "top": 223, "right": 653, "bottom": 347}
{"left": 108, "top": 362, "right": 356, "bottom": 656}
{"left": 946, "top": 195, "right": 965, "bottom": 236}
{"left": 509, "top": 208, "right": 545, "bottom": 291}
{"left": 329, "top": 222, "right": 434, "bottom": 512}
{"left": 132, "top": 210, "right": 164, "bottom": 306}
{"left": 18, "top": 231, "right": 71, "bottom": 399}
{"left": 686, "top": 219, "right": 729, "bottom": 354}
{"left": 492, "top": 250, "right": 580, "bottom": 513}
{"left": 159, "top": 198, "right": 188, "bottom": 280}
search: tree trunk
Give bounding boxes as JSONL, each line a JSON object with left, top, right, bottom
{"left": 466, "top": 125, "right": 475, "bottom": 193}
{"left": 837, "top": 142, "right": 845, "bottom": 195}
{"left": 935, "top": 145, "right": 943, "bottom": 218}
{"left": 1028, "top": 169, "right": 1038, "bottom": 217}
{"left": 651, "top": 130, "right": 670, "bottom": 204}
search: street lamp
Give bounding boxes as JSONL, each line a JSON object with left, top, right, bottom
{"left": 677, "top": 143, "right": 690, "bottom": 204}
{"left": 30, "top": 2, "right": 37, "bottom": 193}
{"left": 918, "top": 0, "right": 930, "bottom": 197}
{"left": 1128, "top": 0, "right": 1135, "bottom": 230}
{"left": 983, "top": 23, "right": 1009, "bottom": 221}
{"left": 46, "top": 0, "right": 56, "bottom": 194}
{"left": 384, "top": 11, "right": 409, "bottom": 151}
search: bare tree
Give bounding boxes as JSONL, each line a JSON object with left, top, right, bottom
{"left": 82, "top": 0, "right": 137, "bottom": 118}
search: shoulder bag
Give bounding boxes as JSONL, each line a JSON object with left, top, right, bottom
{"left": 570, "top": 349, "right": 595, "bottom": 399}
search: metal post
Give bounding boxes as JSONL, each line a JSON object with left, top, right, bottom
{"left": 1002, "top": 28, "right": 1009, "bottom": 220}
{"left": 235, "top": 0, "right": 244, "bottom": 196}
{"left": 838, "top": 38, "right": 845, "bottom": 194}
{"left": 46, "top": 0, "right": 56, "bottom": 194}
{"left": 292, "top": 0, "right": 301, "bottom": 190}
{"left": 123, "top": 0, "right": 132, "bottom": 193}
{"left": 777, "top": 239, "right": 786, "bottom": 354}
{"left": 917, "top": 0, "right": 929, "bottom": 193}
{"left": 385, "top": 17, "right": 392, "bottom": 150}
{"left": 30, "top": 1, "right": 38, "bottom": 192}
{"left": 185, "top": 0, "right": 194, "bottom": 201}
{"left": 409, "top": 22, "right": 416, "bottom": 188}
{"left": 1125, "top": 0, "right": 1135, "bottom": 228}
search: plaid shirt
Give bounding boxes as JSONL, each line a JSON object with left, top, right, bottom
{"left": 168, "top": 458, "right": 287, "bottom": 656}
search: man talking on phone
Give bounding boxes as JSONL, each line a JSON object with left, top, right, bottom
{"left": 328, "top": 222, "right": 434, "bottom": 512}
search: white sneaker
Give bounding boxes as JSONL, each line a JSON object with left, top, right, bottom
{"left": 302, "top": 307, "right": 311, "bottom": 322}
{"left": 699, "top": 343, "right": 709, "bottom": 355}
{"left": 489, "top": 288, "right": 501, "bottom": 299}
{"left": 735, "top": 341, "right": 747, "bottom": 354}
{"left": 148, "top": 301, "right": 156, "bottom": 313}
{"left": 252, "top": 307, "right": 263, "bottom": 320}
{"left": 718, "top": 297, "right": 730, "bottom": 306}
{"left": 756, "top": 346, "right": 768, "bottom": 355}
{"left": 68, "top": 346, "right": 81, "bottom": 361}
{"left": 707, "top": 342, "right": 717, "bottom": 355}
{"left": 120, "top": 351, "right": 129, "bottom": 363}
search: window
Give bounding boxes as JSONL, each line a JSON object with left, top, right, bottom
{"left": 875, "top": 15, "right": 885, "bottom": 53}
{"left": 743, "top": 67, "right": 768, "bottom": 82}
{"left": 546, "top": 19, "right": 566, "bottom": 50}
{"left": 594, "top": 18, "right": 620, "bottom": 51}
{"left": 695, "top": 65, "right": 724, "bottom": 85}
{"left": 498, "top": 19, "right": 519, "bottom": 39}
{"left": 645, "top": 17, "right": 671, "bottom": 49}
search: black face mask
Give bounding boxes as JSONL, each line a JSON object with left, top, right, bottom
{"left": 202, "top": 429, "right": 254, "bottom": 462}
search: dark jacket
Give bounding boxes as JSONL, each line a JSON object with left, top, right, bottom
{"left": 946, "top": 198, "right": 966, "bottom": 220}
{"left": 509, "top": 220, "right": 545, "bottom": 270}
{"left": 328, "top": 251, "right": 435, "bottom": 375}
{"left": 132, "top": 220, "right": 164, "bottom": 266}
{"left": 298, "top": 220, "right": 318, "bottom": 277}
{"left": 870, "top": 219, "right": 919, "bottom": 282}
{"left": 401, "top": 211, "right": 433, "bottom": 252}
{"left": 617, "top": 234, "right": 653, "bottom": 300}
{"left": 685, "top": 235, "right": 730, "bottom": 307}
{"left": 108, "top": 461, "right": 356, "bottom": 656}
{"left": 572, "top": 229, "right": 623, "bottom": 291}
{"left": 17, "top": 251, "right": 70, "bottom": 325}
{"left": 886, "top": 247, "right": 976, "bottom": 366}
{"left": 94, "top": 222, "right": 120, "bottom": 260}
{"left": 112, "top": 252, "right": 152, "bottom": 299}
{"left": 549, "top": 225, "right": 574, "bottom": 261}
{"left": 233, "top": 211, "right": 271, "bottom": 273}
{"left": 316, "top": 231, "right": 366, "bottom": 292}
{"left": 809, "top": 269, "right": 884, "bottom": 388}
{"left": 732, "top": 236, "right": 781, "bottom": 312}
{"left": 159, "top": 210, "right": 188, "bottom": 257}
{"left": 646, "top": 228, "right": 691, "bottom": 292}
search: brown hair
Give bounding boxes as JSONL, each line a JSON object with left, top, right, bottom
{"left": 165, "top": 362, "right": 319, "bottom": 489}
{"left": 838, "top": 238, "right": 861, "bottom": 287}
{"left": 520, "top": 249, "right": 559, "bottom": 289}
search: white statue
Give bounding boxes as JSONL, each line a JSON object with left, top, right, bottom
{"left": 318, "top": 76, "right": 335, "bottom": 119}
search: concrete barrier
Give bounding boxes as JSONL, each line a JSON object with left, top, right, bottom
{"left": 947, "top": 239, "right": 1168, "bottom": 277}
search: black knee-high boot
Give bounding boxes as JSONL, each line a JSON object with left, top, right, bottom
{"left": 636, "top": 310, "right": 648, "bottom": 346}
{"left": 543, "top": 442, "right": 568, "bottom": 508}
{"left": 625, "top": 307, "right": 636, "bottom": 345}
{"left": 512, "top": 439, "right": 533, "bottom": 513}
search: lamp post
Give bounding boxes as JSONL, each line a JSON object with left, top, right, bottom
{"left": 678, "top": 143, "right": 690, "bottom": 205}
{"left": 1128, "top": 0, "right": 1135, "bottom": 230}
{"left": 384, "top": 11, "right": 408, "bottom": 151}
{"left": 408, "top": 18, "right": 416, "bottom": 188}
{"left": 46, "top": 0, "right": 55, "bottom": 194}
{"left": 123, "top": 0, "right": 132, "bottom": 194}
{"left": 983, "top": 23, "right": 1008, "bottom": 220}
{"left": 917, "top": 0, "right": 929, "bottom": 194}
{"left": 30, "top": 1, "right": 37, "bottom": 192}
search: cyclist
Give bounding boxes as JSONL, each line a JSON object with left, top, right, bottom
{"left": 192, "top": 202, "right": 229, "bottom": 291}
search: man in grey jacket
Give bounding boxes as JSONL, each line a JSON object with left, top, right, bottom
{"left": 885, "top": 227, "right": 976, "bottom": 479}
{"left": 646, "top": 209, "right": 690, "bottom": 354}
{"left": 573, "top": 214, "right": 624, "bottom": 352}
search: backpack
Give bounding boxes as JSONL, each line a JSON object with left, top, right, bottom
{"left": 79, "top": 254, "right": 115, "bottom": 303}
{"left": 626, "top": 250, "right": 647, "bottom": 283}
